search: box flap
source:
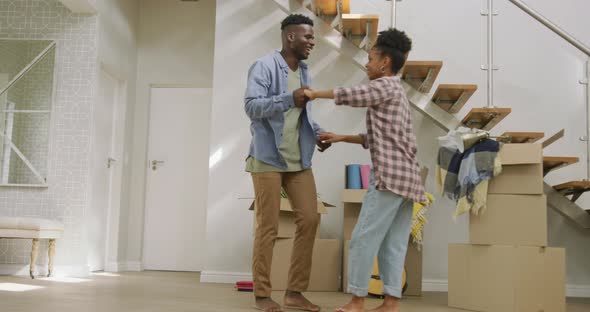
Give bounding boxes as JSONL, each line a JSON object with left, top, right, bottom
{"left": 541, "top": 129, "right": 565, "bottom": 149}
{"left": 488, "top": 164, "right": 543, "bottom": 195}
{"left": 499, "top": 143, "right": 542, "bottom": 165}
{"left": 342, "top": 189, "right": 367, "bottom": 203}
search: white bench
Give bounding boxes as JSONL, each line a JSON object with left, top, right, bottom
{"left": 0, "top": 217, "right": 64, "bottom": 278}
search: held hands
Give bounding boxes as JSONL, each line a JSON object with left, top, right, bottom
{"left": 303, "top": 89, "right": 316, "bottom": 101}
{"left": 293, "top": 87, "right": 310, "bottom": 108}
{"left": 318, "top": 132, "right": 346, "bottom": 144}
{"left": 316, "top": 138, "right": 331, "bottom": 152}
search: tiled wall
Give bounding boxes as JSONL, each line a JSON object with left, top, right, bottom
{"left": 0, "top": 0, "right": 98, "bottom": 268}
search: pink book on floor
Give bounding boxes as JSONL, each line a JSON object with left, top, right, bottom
{"left": 360, "top": 165, "right": 371, "bottom": 189}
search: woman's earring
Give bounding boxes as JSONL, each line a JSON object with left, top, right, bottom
{"left": 380, "top": 66, "right": 386, "bottom": 74}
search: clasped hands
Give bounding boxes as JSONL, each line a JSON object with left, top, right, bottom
{"left": 293, "top": 87, "right": 322, "bottom": 109}
{"left": 292, "top": 87, "right": 331, "bottom": 152}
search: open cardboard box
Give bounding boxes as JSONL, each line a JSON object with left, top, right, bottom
{"left": 488, "top": 143, "right": 543, "bottom": 195}
{"left": 249, "top": 198, "right": 334, "bottom": 238}
{"left": 489, "top": 130, "right": 564, "bottom": 195}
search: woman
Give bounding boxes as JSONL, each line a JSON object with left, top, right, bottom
{"left": 304, "top": 28, "right": 426, "bottom": 312}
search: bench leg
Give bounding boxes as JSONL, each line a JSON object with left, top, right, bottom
{"left": 30, "top": 239, "right": 39, "bottom": 279}
{"left": 48, "top": 239, "right": 56, "bottom": 277}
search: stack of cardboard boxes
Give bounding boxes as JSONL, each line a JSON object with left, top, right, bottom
{"left": 448, "top": 143, "right": 566, "bottom": 311}
{"left": 249, "top": 198, "right": 341, "bottom": 291}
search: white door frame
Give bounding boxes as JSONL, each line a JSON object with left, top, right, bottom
{"left": 96, "top": 65, "right": 128, "bottom": 272}
{"left": 141, "top": 85, "right": 211, "bottom": 271}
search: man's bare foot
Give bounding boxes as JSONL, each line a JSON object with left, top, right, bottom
{"left": 334, "top": 296, "right": 364, "bottom": 312}
{"left": 255, "top": 297, "right": 284, "bottom": 312}
{"left": 284, "top": 290, "right": 320, "bottom": 311}
{"left": 366, "top": 296, "right": 400, "bottom": 312}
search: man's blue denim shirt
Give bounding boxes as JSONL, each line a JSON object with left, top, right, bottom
{"left": 244, "top": 51, "right": 323, "bottom": 170}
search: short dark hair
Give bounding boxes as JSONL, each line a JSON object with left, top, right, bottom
{"left": 281, "top": 14, "right": 314, "bottom": 30}
{"left": 373, "top": 28, "right": 412, "bottom": 74}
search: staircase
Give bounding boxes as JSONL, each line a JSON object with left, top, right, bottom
{"left": 271, "top": 0, "right": 590, "bottom": 229}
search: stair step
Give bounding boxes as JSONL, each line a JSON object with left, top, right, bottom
{"left": 304, "top": 0, "right": 350, "bottom": 15}
{"left": 543, "top": 156, "right": 579, "bottom": 176}
{"left": 554, "top": 181, "right": 590, "bottom": 195}
{"left": 431, "top": 84, "right": 477, "bottom": 113}
{"left": 497, "top": 132, "right": 544, "bottom": 143}
{"left": 400, "top": 61, "right": 443, "bottom": 93}
{"left": 461, "top": 107, "right": 511, "bottom": 131}
{"left": 341, "top": 14, "right": 379, "bottom": 50}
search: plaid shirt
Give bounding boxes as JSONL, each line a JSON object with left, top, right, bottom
{"left": 335, "top": 76, "right": 426, "bottom": 203}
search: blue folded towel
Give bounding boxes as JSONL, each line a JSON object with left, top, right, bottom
{"left": 346, "top": 164, "right": 362, "bottom": 189}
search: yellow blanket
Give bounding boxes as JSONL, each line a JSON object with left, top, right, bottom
{"left": 411, "top": 192, "right": 434, "bottom": 249}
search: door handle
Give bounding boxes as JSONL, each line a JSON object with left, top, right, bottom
{"left": 107, "top": 157, "right": 117, "bottom": 169}
{"left": 151, "top": 160, "right": 165, "bottom": 171}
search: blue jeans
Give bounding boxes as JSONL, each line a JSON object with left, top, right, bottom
{"left": 347, "top": 174, "right": 413, "bottom": 298}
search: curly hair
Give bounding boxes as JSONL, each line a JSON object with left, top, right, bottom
{"left": 281, "top": 14, "right": 314, "bottom": 30}
{"left": 374, "top": 28, "right": 413, "bottom": 74}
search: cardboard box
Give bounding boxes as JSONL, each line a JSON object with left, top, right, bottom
{"left": 341, "top": 189, "right": 366, "bottom": 240}
{"left": 250, "top": 198, "right": 333, "bottom": 238}
{"left": 343, "top": 202, "right": 362, "bottom": 241}
{"left": 343, "top": 239, "right": 423, "bottom": 296}
{"left": 270, "top": 238, "right": 341, "bottom": 291}
{"left": 470, "top": 194, "right": 547, "bottom": 246}
{"left": 488, "top": 144, "right": 543, "bottom": 195}
{"left": 404, "top": 238, "right": 423, "bottom": 296}
{"left": 448, "top": 244, "right": 565, "bottom": 312}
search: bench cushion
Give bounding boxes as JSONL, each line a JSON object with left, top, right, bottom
{"left": 0, "top": 217, "right": 64, "bottom": 239}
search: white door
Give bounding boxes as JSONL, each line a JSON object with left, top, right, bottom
{"left": 143, "top": 87, "right": 211, "bottom": 271}
{"left": 88, "top": 70, "right": 125, "bottom": 272}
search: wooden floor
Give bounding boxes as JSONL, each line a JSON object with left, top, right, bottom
{"left": 0, "top": 271, "right": 588, "bottom": 311}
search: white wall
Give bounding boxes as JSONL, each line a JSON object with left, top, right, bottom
{"left": 204, "top": 0, "right": 590, "bottom": 293}
{"left": 126, "top": 0, "right": 216, "bottom": 266}
{"left": 96, "top": 0, "right": 140, "bottom": 270}
{"left": 0, "top": 0, "right": 98, "bottom": 276}
{"left": 204, "top": 0, "right": 371, "bottom": 277}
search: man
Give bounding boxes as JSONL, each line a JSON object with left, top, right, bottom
{"left": 244, "top": 14, "right": 330, "bottom": 312}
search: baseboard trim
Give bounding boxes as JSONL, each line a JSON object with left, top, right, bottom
{"left": 567, "top": 284, "right": 590, "bottom": 298}
{"left": 200, "top": 271, "right": 252, "bottom": 284}
{"left": 422, "top": 279, "right": 448, "bottom": 292}
{"left": 105, "top": 262, "right": 126, "bottom": 272}
{"left": 110, "top": 261, "right": 142, "bottom": 272}
{"left": 199, "top": 273, "right": 590, "bottom": 298}
{"left": 0, "top": 264, "right": 90, "bottom": 277}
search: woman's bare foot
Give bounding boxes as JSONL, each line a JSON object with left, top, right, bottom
{"left": 255, "top": 296, "right": 284, "bottom": 312}
{"left": 334, "top": 295, "right": 365, "bottom": 312}
{"left": 366, "top": 295, "right": 400, "bottom": 312}
{"left": 284, "top": 290, "right": 320, "bottom": 311}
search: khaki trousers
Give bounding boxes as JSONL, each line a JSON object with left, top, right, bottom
{"left": 251, "top": 169, "right": 319, "bottom": 297}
